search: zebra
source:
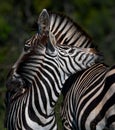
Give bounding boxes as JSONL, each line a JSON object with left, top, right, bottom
{"left": 46, "top": 9, "right": 115, "bottom": 130}
{"left": 61, "top": 63, "right": 115, "bottom": 130}
{"left": 51, "top": 9, "right": 115, "bottom": 130}
{"left": 44, "top": 8, "right": 115, "bottom": 130}
{"left": 5, "top": 9, "right": 102, "bottom": 130}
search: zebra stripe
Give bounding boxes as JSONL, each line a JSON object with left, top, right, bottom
{"left": 61, "top": 63, "right": 115, "bottom": 130}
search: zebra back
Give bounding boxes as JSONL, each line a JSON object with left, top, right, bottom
{"left": 49, "top": 12, "right": 94, "bottom": 48}
{"left": 61, "top": 63, "right": 115, "bottom": 130}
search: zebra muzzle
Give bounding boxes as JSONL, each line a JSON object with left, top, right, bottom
{"left": 6, "top": 73, "right": 26, "bottom": 101}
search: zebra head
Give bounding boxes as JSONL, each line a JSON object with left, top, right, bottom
{"left": 5, "top": 9, "right": 103, "bottom": 130}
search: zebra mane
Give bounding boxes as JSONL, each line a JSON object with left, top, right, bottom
{"left": 49, "top": 12, "right": 95, "bottom": 48}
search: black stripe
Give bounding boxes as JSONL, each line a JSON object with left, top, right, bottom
{"left": 79, "top": 80, "right": 104, "bottom": 130}
{"left": 105, "top": 73, "right": 115, "bottom": 87}
{"left": 50, "top": 14, "right": 57, "bottom": 32}
{"left": 38, "top": 66, "right": 58, "bottom": 106}
{"left": 106, "top": 115, "right": 115, "bottom": 128}
{"left": 52, "top": 16, "right": 62, "bottom": 34}
{"left": 21, "top": 98, "right": 33, "bottom": 130}
{"left": 90, "top": 94, "right": 115, "bottom": 129}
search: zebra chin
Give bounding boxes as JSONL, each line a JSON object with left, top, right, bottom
{"left": 6, "top": 73, "right": 28, "bottom": 101}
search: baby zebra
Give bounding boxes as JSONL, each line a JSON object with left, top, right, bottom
{"left": 5, "top": 9, "right": 102, "bottom": 130}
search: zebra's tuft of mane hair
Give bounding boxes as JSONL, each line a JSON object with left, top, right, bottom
{"left": 49, "top": 11, "right": 94, "bottom": 48}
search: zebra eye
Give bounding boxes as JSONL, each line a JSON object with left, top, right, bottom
{"left": 68, "top": 49, "right": 75, "bottom": 54}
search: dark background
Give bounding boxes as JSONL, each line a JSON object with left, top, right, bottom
{"left": 0, "top": 0, "right": 115, "bottom": 129}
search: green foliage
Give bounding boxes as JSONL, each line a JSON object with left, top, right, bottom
{"left": 0, "top": 0, "right": 115, "bottom": 129}
{"left": 0, "top": 1, "right": 13, "bottom": 44}
{"left": 0, "top": 87, "right": 6, "bottom": 130}
{"left": 55, "top": 95, "right": 63, "bottom": 129}
{"left": 0, "top": 1, "right": 13, "bottom": 14}
{"left": 71, "top": 0, "right": 115, "bottom": 65}
{"left": 33, "top": 0, "right": 52, "bottom": 13}
{"left": 0, "top": 17, "right": 12, "bottom": 44}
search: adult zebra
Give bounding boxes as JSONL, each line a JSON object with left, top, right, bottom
{"left": 44, "top": 6, "right": 115, "bottom": 130}
{"left": 5, "top": 9, "right": 102, "bottom": 130}
{"left": 56, "top": 11, "right": 115, "bottom": 130}
{"left": 61, "top": 63, "right": 115, "bottom": 130}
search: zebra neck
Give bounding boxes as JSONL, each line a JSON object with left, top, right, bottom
{"left": 22, "top": 69, "right": 65, "bottom": 115}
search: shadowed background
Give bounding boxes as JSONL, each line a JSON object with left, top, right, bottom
{"left": 0, "top": 0, "right": 115, "bottom": 129}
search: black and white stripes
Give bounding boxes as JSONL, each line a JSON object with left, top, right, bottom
{"left": 61, "top": 63, "right": 115, "bottom": 130}
{"left": 49, "top": 12, "right": 93, "bottom": 47}
{"left": 5, "top": 40, "right": 100, "bottom": 130}
{"left": 5, "top": 9, "right": 101, "bottom": 130}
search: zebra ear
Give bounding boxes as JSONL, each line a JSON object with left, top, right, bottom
{"left": 37, "top": 9, "right": 50, "bottom": 35}
{"left": 46, "top": 31, "right": 56, "bottom": 54}
{"left": 38, "top": 9, "right": 56, "bottom": 54}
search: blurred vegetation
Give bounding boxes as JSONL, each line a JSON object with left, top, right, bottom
{"left": 0, "top": 0, "right": 115, "bottom": 129}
